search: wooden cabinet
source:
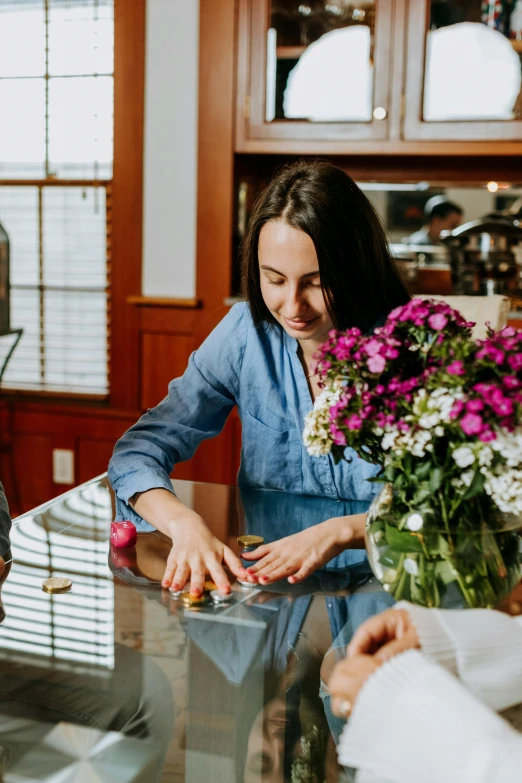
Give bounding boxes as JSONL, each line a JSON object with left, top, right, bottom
{"left": 236, "top": 0, "right": 522, "bottom": 153}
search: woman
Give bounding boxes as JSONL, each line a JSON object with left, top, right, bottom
{"left": 328, "top": 603, "right": 522, "bottom": 783}
{"left": 108, "top": 161, "right": 409, "bottom": 597}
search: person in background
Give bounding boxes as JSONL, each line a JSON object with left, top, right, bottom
{"left": 405, "top": 195, "right": 463, "bottom": 246}
{"left": 0, "top": 482, "right": 11, "bottom": 623}
{"left": 109, "top": 160, "right": 410, "bottom": 598}
{"left": 328, "top": 603, "right": 522, "bottom": 783}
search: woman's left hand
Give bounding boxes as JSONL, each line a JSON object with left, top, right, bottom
{"left": 329, "top": 655, "right": 381, "bottom": 718}
{"left": 241, "top": 515, "right": 365, "bottom": 584}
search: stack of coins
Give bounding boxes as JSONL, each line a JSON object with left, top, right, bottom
{"left": 237, "top": 534, "right": 264, "bottom": 587}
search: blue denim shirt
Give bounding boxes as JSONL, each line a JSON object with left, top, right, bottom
{"left": 108, "top": 303, "right": 381, "bottom": 527}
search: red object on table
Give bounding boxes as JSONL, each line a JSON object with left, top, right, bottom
{"left": 110, "top": 520, "right": 137, "bottom": 549}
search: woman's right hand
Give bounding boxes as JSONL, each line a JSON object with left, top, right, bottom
{"left": 163, "top": 512, "right": 249, "bottom": 596}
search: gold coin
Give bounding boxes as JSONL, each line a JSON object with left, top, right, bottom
{"left": 181, "top": 594, "right": 207, "bottom": 606}
{"left": 204, "top": 581, "right": 217, "bottom": 592}
{"left": 42, "top": 577, "right": 72, "bottom": 594}
{"left": 237, "top": 535, "right": 264, "bottom": 548}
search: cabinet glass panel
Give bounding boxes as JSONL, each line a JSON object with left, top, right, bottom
{"left": 267, "top": 1, "right": 376, "bottom": 122}
{"left": 424, "top": 1, "right": 522, "bottom": 122}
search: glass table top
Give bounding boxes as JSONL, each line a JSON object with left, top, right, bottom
{"left": 0, "top": 476, "right": 398, "bottom": 782}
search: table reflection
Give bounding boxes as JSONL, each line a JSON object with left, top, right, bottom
{"left": 0, "top": 476, "right": 395, "bottom": 782}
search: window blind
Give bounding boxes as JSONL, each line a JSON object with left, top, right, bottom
{"left": 1, "top": 482, "right": 114, "bottom": 671}
{"left": 0, "top": 0, "right": 114, "bottom": 396}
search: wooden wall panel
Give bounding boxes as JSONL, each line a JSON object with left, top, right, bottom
{"left": 12, "top": 434, "right": 53, "bottom": 513}
{"left": 77, "top": 438, "right": 119, "bottom": 485}
{"left": 140, "top": 333, "right": 194, "bottom": 410}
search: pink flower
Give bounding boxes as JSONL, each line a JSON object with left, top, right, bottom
{"left": 466, "top": 399, "right": 484, "bottom": 413}
{"left": 345, "top": 415, "right": 363, "bottom": 431}
{"left": 503, "top": 376, "right": 521, "bottom": 390}
{"left": 460, "top": 413, "right": 483, "bottom": 436}
{"left": 330, "top": 426, "right": 347, "bottom": 446}
{"left": 479, "top": 429, "right": 497, "bottom": 443}
{"left": 364, "top": 338, "right": 382, "bottom": 357}
{"left": 367, "top": 354, "right": 386, "bottom": 374}
{"left": 446, "top": 360, "right": 465, "bottom": 376}
{"left": 450, "top": 399, "right": 465, "bottom": 419}
{"left": 383, "top": 346, "right": 399, "bottom": 359}
{"left": 428, "top": 313, "right": 448, "bottom": 331}
{"left": 508, "top": 354, "right": 522, "bottom": 372}
{"left": 491, "top": 397, "right": 514, "bottom": 418}
{"left": 500, "top": 326, "right": 517, "bottom": 338}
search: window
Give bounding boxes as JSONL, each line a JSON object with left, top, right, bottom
{"left": 0, "top": 0, "right": 114, "bottom": 395}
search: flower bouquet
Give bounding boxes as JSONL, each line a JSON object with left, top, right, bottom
{"left": 303, "top": 299, "right": 522, "bottom": 608}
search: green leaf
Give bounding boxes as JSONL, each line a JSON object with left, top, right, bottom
{"left": 429, "top": 467, "right": 444, "bottom": 493}
{"left": 463, "top": 471, "right": 485, "bottom": 500}
{"left": 434, "top": 559, "right": 458, "bottom": 585}
{"left": 385, "top": 522, "right": 424, "bottom": 553}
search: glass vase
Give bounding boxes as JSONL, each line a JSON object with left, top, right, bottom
{"left": 365, "top": 483, "right": 522, "bottom": 609}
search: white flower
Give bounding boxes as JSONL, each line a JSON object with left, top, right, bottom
{"left": 434, "top": 426, "right": 444, "bottom": 437}
{"left": 461, "top": 470, "right": 474, "bottom": 488}
{"left": 406, "top": 513, "right": 423, "bottom": 532}
{"left": 452, "top": 446, "right": 475, "bottom": 469}
{"left": 303, "top": 387, "right": 342, "bottom": 457}
{"left": 404, "top": 558, "right": 419, "bottom": 576}
{"left": 381, "top": 431, "right": 397, "bottom": 451}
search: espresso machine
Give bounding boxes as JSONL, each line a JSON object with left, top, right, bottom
{"left": 442, "top": 216, "right": 522, "bottom": 297}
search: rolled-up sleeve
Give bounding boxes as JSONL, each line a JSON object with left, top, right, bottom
{"left": 108, "top": 305, "right": 247, "bottom": 514}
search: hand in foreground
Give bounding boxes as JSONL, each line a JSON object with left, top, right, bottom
{"left": 329, "top": 655, "right": 381, "bottom": 718}
{"left": 163, "top": 514, "right": 248, "bottom": 596}
{"left": 347, "top": 607, "right": 420, "bottom": 662}
{"left": 241, "top": 515, "right": 362, "bottom": 585}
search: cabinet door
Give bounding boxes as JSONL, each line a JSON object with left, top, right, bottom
{"left": 238, "top": 0, "right": 394, "bottom": 146}
{"left": 404, "top": 0, "right": 522, "bottom": 141}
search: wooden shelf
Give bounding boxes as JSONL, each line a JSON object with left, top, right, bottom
{"left": 276, "top": 45, "right": 306, "bottom": 59}
{"left": 512, "top": 40, "right": 522, "bottom": 54}
{"left": 127, "top": 296, "right": 201, "bottom": 309}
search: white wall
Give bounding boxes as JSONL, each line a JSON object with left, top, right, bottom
{"left": 142, "top": 0, "right": 199, "bottom": 298}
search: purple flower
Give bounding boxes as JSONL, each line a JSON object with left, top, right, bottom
{"left": 460, "top": 413, "right": 483, "bottom": 436}
{"left": 367, "top": 354, "right": 386, "bottom": 374}
{"left": 446, "top": 360, "right": 465, "bottom": 376}
{"left": 428, "top": 313, "right": 448, "bottom": 331}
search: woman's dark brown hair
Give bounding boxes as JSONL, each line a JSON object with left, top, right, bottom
{"left": 241, "top": 160, "right": 410, "bottom": 333}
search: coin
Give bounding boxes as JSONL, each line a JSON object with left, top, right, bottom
{"left": 204, "top": 581, "right": 217, "bottom": 592}
{"left": 210, "top": 589, "right": 231, "bottom": 603}
{"left": 181, "top": 593, "right": 208, "bottom": 607}
{"left": 42, "top": 577, "right": 72, "bottom": 594}
{"left": 237, "top": 535, "right": 264, "bottom": 548}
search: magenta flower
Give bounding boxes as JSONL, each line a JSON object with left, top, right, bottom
{"left": 466, "top": 398, "right": 484, "bottom": 413}
{"left": 330, "top": 426, "right": 347, "bottom": 446}
{"left": 508, "top": 354, "right": 522, "bottom": 372}
{"left": 460, "top": 413, "right": 483, "bottom": 435}
{"left": 428, "top": 313, "right": 448, "bottom": 331}
{"left": 450, "top": 399, "right": 465, "bottom": 419}
{"left": 345, "top": 414, "right": 363, "bottom": 431}
{"left": 479, "top": 429, "right": 497, "bottom": 443}
{"left": 446, "top": 360, "right": 465, "bottom": 376}
{"left": 364, "top": 338, "right": 382, "bottom": 357}
{"left": 367, "top": 354, "right": 386, "bottom": 373}
{"left": 503, "top": 376, "right": 521, "bottom": 390}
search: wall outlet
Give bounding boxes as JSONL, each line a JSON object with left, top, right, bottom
{"left": 52, "top": 449, "right": 75, "bottom": 485}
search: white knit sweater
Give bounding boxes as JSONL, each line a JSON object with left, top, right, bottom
{"left": 337, "top": 603, "right": 522, "bottom": 783}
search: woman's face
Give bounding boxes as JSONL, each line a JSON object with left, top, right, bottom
{"left": 258, "top": 220, "right": 334, "bottom": 346}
